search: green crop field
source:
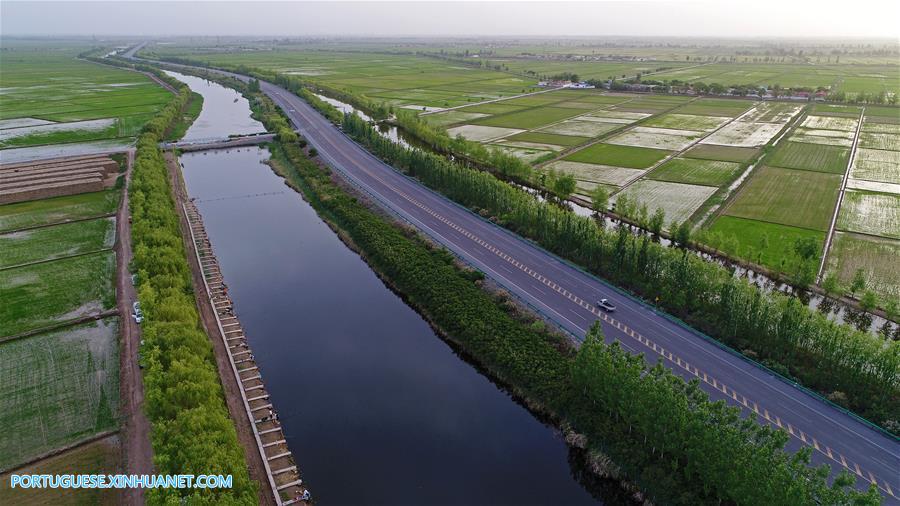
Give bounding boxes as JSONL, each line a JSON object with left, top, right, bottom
{"left": 767, "top": 142, "right": 850, "bottom": 174}
{"left": 825, "top": 232, "right": 900, "bottom": 300}
{"left": 0, "top": 217, "right": 115, "bottom": 269}
{"left": 857, "top": 132, "right": 900, "bottom": 151}
{"left": 0, "top": 190, "right": 119, "bottom": 233}
{"left": 648, "top": 157, "right": 743, "bottom": 186}
{"left": 564, "top": 143, "right": 671, "bottom": 169}
{"left": 0, "top": 435, "right": 120, "bottom": 504}
{"left": 461, "top": 103, "right": 527, "bottom": 115}
{"left": 0, "top": 250, "right": 116, "bottom": 337}
{"left": 683, "top": 144, "right": 760, "bottom": 162}
{"left": 0, "top": 48, "right": 171, "bottom": 149}
{"left": 707, "top": 215, "right": 825, "bottom": 269}
{"left": 837, "top": 190, "right": 900, "bottom": 239}
{"left": 723, "top": 166, "right": 841, "bottom": 231}
{"left": 0, "top": 318, "right": 119, "bottom": 470}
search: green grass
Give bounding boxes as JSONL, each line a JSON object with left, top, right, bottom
{"left": 474, "top": 106, "right": 586, "bottom": 129}
{"left": 683, "top": 144, "right": 760, "bottom": 163}
{"left": 767, "top": 141, "right": 850, "bottom": 174}
{"left": 564, "top": 143, "right": 671, "bottom": 169}
{"left": 825, "top": 232, "right": 900, "bottom": 301}
{"left": 648, "top": 157, "right": 742, "bottom": 187}
{"left": 0, "top": 217, "right": 115, "bottom": 269}
{"left": 0, "top": 190, "right": 119, "bottom": 233}
{"left": 507, "top": 131, "right": 589, "bottom": 147}
{"left": 723, "top": 166, "right": 841, "bottom": 231}
{"left": 707, "top": 215, "right": 825, "bottom": 270}
{"left": 0, "top": 435, "right": 120, "bottom": 504}
{"left": 0, "top": 318, "right": 119, "bottom": 470}
{"left": 0, "top": 250, "right": 116, "bottom": 337}
{"left": 837, "top": 190, "right": 900, "bottom": 239}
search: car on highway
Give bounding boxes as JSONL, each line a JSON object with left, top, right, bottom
{"left": 597, "top": 298, "right": 616, "bottom": 312}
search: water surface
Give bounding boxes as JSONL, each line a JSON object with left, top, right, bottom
{"left": 180, "top": 146, "right": 600, "bottom": 504}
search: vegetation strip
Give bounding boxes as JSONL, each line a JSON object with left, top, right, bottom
{"left": 119, "top": 64, "right": 257, "bottom": 503}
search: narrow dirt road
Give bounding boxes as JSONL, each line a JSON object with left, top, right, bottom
{"left": 164, "top": 151, "right": 276, "bottom": 506}
{"left": 116, "top": 149, "right": 153, "bottom": 505}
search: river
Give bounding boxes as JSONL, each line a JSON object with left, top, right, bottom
{"left": 166, "top": 72, "right": 608, "bottom": 504}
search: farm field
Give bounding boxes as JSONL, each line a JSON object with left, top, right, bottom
{"left": 0, "top": 190, "right": 119, "bottom": 232}
{"left": 547, "top": 161, "right": 645, "bottom": 186}
{"left": 564, "top": 143, "right": 671, "bottom": 169}
{"left": 701, "top": 121, "right": 784, "bottom": 147}
{"left": 825, "top": 232, "right": 900, "bottom": 300}
{"left": 721, "top": 165, "right": 841, "bottom": 231}
{"left": 642, "top": 113, "right": 730, "bottom": 131}
{"left": 0, "top": 318, "right": 119, "bottom": 470}
{"left": 683, "top": 144, "right": 759, "bottom": 162}
{"left": 0, "top": 217, "right": 115, "bottom": 269}
{"left": 0, "top": 250, "right": 116, "bottom": 337}
{"left": 607, "top": 126, "right": 703, "bottom": 151}
{"left": 836, "top": 190, "right": 900, "bottom": 239}
{"left": 767, "top": 142, "right": 850, "bottom": 174}
{"left": 0, "top": 48, "right": 171, "bottom": 149}
{"left": 148, "top": 48, "right": 540, "bottom": 108}
{"left": 706, "top": 216, "right": 825, "bottom": 269}
{"left": 648, "top": 157, "right": 742, "bottom": 187}
{"left": 613, "top": 180, "right": 718, "bottom": 224}
{"left": 0, "top": 435, "right": 120, "bottom": 504}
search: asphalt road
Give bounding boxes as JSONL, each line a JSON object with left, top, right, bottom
{"left": 132, "top": 53, "right": 899, "bottom": 501}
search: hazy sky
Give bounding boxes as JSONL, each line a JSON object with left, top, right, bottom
{"left": 2, "top": 1, "right": 899, "bottom": 38}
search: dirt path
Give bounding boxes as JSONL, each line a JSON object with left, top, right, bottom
{"left": 164, "top": 151, "right": 276, "bottom": 506}
{"left": 116, "top": 148, "right": 153, "bottom": 505}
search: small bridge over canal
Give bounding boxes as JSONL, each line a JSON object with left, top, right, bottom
{"left": 161, "top": 133, "right": 281, "bottom": 152}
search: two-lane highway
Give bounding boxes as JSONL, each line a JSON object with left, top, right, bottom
{"left": 135, "top": 54, "right": 898, "bottom": 501}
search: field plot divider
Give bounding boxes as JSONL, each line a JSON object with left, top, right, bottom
{"left": 816, "top": 107, "right": 865, "bottom": 284}
{"left": 182, "top": 202, "right": 296, "bottom": 506}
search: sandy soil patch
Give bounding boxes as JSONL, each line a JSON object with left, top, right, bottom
{"left": 607, "top": 127, "right": 702, "bottom": 151}
{"left": 846, "top": 178, "right": 900, "bottom": 194}
{"left": 540, "top": 120, "right": 621, "bottom": 137}
{"left": 741, "top": 103, "right": 803, "bottom": 123}
{"left": 546, "top": 161, "right": 644, "bottom": 185}
{"left": 489, "top": 145, "right": 553, "bottom": 163}
{"left": 701, "top": 121, "right": 783, "bottom": 147}
{"left": 446, "top": 124, "right": 524, "bottom": 142}
{"left": 851, "top": 148, "right": 900, "bottom": 185}
{"left": 613, "top": 180, "right": 717, "bottom": 224}
{"left": 497, "top": 141, "right": 562, "bottom": 151}
{"left": 0, "top": 118, "right": 116, "bottom": 142}
{"left": 837, "top": 190, "right": 900, "bottom": 239}
{"left": 585, "top": 110, "right": 650, "bottom": 121}
{"left": 801, "top": 115, "right": 858, "bottom": 131}
{"left": 789, "top": 134, "right": 854, "bottom": 147}
{"left": 0, "top": 118, "right": 55, "bottom": 130}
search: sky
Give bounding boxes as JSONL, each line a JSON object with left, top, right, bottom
{"left": 2, "top": 0, "right": 899, "bottom": 38}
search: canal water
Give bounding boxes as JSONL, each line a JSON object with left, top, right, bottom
{"left": 170, "top": 73, "right": 605, "bottom": 504}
